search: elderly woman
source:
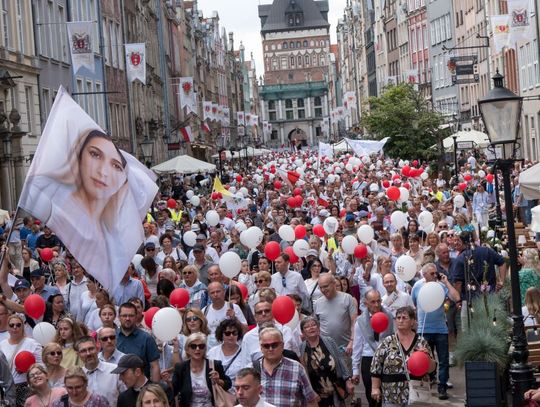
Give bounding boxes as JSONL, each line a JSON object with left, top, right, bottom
{"left": 371, "top": 306, "right": 436, "bottom": 407}
{"left": 24, "top": 364, "right": 66, "bottom": 407}
{"left": 50, "top": 366, "right": 109, "bottom": 407}
{"left": 172, "top": 332, "right": 232, "bottom": 407}
{"left": 299, "top": 317, "right": 353, "bottom": 407}
{"left": 178, "top": 265, "right": 207, "bottom": 309}
{"left": 42, "top": 342, "right": 66, "bottom": 388}
{"left": 519, "top": 248, "right": 540, "bottom": 304}
{"left": 207, "top": 319, "right": 244, "bottom": 390}
{"left": 0, "top": 314, "right": 43, "bottom": 406}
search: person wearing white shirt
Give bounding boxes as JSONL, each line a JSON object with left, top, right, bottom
{"left": 270, "top": 253, "right": 309, "bottom": 305}
{"left": 381, "top": 273, "right": 415, "bottom": 316}
{"left": 202, "top": 282, "right": 247, "bottom": 348}
{"left": 187, "top": 234, "right": 220, "bottom": 265}
{"left": 76, "top": 336, "right": 125, "bottom": 407}
{"left": 234, "top": 367, "right": 276, "bottom": 407}
{"left": 97, "top": 327, "right": 125, "bottom": 365}
{"left": 65, "top": 262, "right": 88, "bottom": 322}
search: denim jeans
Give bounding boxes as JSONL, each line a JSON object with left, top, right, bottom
{"left": 423, "top": 333, "right": 449, "bottom": 391}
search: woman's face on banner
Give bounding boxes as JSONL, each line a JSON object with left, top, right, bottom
{"left": 79, "top": 136, "right": 126, "bottom": 202}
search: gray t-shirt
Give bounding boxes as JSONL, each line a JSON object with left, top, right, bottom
{"left": 314, "top": 291, "right": 356, "bottom": 348}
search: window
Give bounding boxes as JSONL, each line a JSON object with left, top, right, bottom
{"left": 87, "top": 80, "right": 95, "bottom": 120}
{"left": 319, "top": 55, "right": 325, "bottom": 65}
{"left": 16, "top": 0, "right": 24, "bottom": 53}
{"left": 1, "top": 0, "right": 10, "bottom": 48}
{"left": 305, "top": 55, "right": 310, "bottom": 65}
{"left": 281, "top": 56, "right": 288, "bottom": 69}
{"left": 312, "top": 55, "right": 317, "bottom": 65}
{"left": 283, "top": 41, "right": 288, "bottom": 49}
{"left": 41, "top": 88, "right": 51, "bottom": 124}
{"left": 286, "top": 110, "right": 294, "bottom": 119}
{"left": 269, "top": 100, "right": 276, "bottom": 110}
{"left": 297, "top": 98, "right": 304, "bottom": 108}
{"left": 314, "top": 97, "right": 321, "bottom": 106}
{"left": 298, "top": 55, "right": 302, "bottom": 65}
{"left": 285, "top": 99, "right": 293, "bottom": 109}
{"left": 290, "top": 41, "right": 294, "bottom": 48}
{"left": 298, "top": 109, "right": 305, "bottom": 118}
{"left": 103, "top": 18, "right": 110, "bottom": 65}
{"left": 272, "top": 58, "right": 277, "bottom": 70}
{"left": 110, "top": 21, "right": 118, "bottom": 68}
{"left": 296, "top": 41, "right": 301, "bottom": 48}
{"left": 24, "top": 86, "right": 34, "bottom": 134}
{"left": 58, "top": 4, "right": 67, "bottom": 62}
{"left": 303, "top": 40, "right": 308, "bottom": 47}
{"left": 271, "top": 130, "right": 278, "bottom": 140}
{"left": 290, "top": 56, "right": 295, "bottom": 66}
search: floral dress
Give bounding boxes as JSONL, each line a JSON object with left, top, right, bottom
{"left": 370, "top": 334, "right": 434, "bottom": 405}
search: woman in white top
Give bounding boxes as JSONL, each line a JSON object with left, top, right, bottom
{"left": 304, "top": 259, "right": 325, "bottom": 311}
{"left": 207, "top": 319, "right": 244, "bottom": 395}
{"left": 52, "top": 261, "right": 69, "bottom": 300}
{"left": 0, "top": 314, "right": 42, "bottom": 405}
{"left": 80, "top": 275, "right": 99, "bottom": 324}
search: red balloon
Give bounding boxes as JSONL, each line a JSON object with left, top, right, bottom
{"left": 40, "top": 248, "right": 54, "bottom": 263}
{"left": 371, "top": 312, "right": 389, "bottom": 333}
{"left": 486, "top": 173, "right": 494, "bottom": 183}
{"left": 167, "top": 198, "right": 176, "bottom": 209}
{"left": 412, "top": 160, "right": 419, "bottom": 167}
{"left": 169, "top": 288, "right": 190, "bottom": 309}
{"left": 294, "top": 225, "right": 306, "bottom": 239}
{"left": 284, "top": 246, "right": 299, "bottom": 264}
{"left": 217, "top": 192, "right": 223, "bottom": 199}
{"left": 236, "top": 175, "right": 243, "bottom": 183}
{"left": 14, "top": 351, "right": 35, "bottom": 373}
{"left": 287, "top": 196, "right": 298, "bottom": 208}
{"left": 144, "top": 307, "right": 160, "bottom": 329}
{"left": 459, "top": 182, "right": 467, "bottom": 191}
{"left": 387, "top": 186, "right": 401, "bottom": 201}
{"left": 417, "top": 168, "right": 424, "bottom": 175}
{"left": 463, "top": 174, "right": 472, "bottom": 182}
{"left": 409, "top": 168, "right": 419, "bottom": 177}
{"left": 382, "top": 180, "right": 390, "bottom": 188}
{"left": 271, "top": 296, "right": 296, "bottom": 324}
{"left": 392, "top": 174, "right": 401, "bottom": 181}
{"left": 313, "top": 224, "right": 326, "bottom": 238}
{"left": 224, "top": 185, "right": 230, "bottom": 190}
{"left": 401, "top": 165, "right": 411, "bottom": 177}
{"left": 24, "top": 294, "right": 46, "bottom": 319}
{"left": 264, "top": 241, "right": 281, "bottom": 261}
{"left": 402, "top": 182, "right": 411, "bottom": 190}
{"left": 233, "top": 282, "right": 249, "bottom": 300}
{"left": 270, "top": 166, "right": 276, "bottom": 174}
{"left": 287, "top": 171, "right": 300, "bottom": 185}
{"left": 211, "top": 192, "right": 219, "bottom": 200}
{"left": 407, "top": 351, "right": 430, "bottom": 377}
{"left": 354, "top": 244, "right": 368, "bottom": 259}
{"left": 293, "top": 188, "right": 302, "bottom": 196}
{"left": 274, "top": 180, "right": 282, "bottom": 190}
{"left": 294, "top": 195, "right": 303, "bottom": 207}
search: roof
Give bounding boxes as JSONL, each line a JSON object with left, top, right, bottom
{"left": 259, "top": 0, "right": 329, "bottom": 34}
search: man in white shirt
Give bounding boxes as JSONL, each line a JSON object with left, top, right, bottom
{"left": 234, "top": 367, "right": 276, "bottom": 407}
{"left": 381, "top": 273, "right": 414, "bottom": 316}
{"left": 76, "top": 336, "right": 125, "bottom": 407}
{"left": 203, "top": 282, "right": 247, "bottom": 347}
{"left": 270, "top": 253, "right": 309, "bottom": 304}
{"left": 66, "top": 262, "right": 88, "bottom": 322}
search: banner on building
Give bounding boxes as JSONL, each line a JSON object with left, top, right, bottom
{"left": 321, "top": 117, "right": 330, "bottom": 135}
{"left": 203, "top": 101, "right": 214, "bottom": 121}
{"left": 491, "top": 15, "right": 511, "bottom": 53}
{"left": 319, "top": 141, "right": 333, "bottom": 159}
{"left": 237, "top": 111, "right": 245, "bottom": 126}
{"left": 179, "top": 77, "right": 197, "bottom": 114}
{"left": 249, "top": 114, "right": 259, "bottom": 127}
{"left": 67, "top": 21, "right": 95, "bottom": 74}
{"left": 223, "top": 107, "right": 230, "bottom": 126}
{"left": 508, "top": 0, "right": 532, "bottom": 43}
{"left": 17, "top": 86, "right": 158, "bottom": 291}
{"left": 343, "top": 91, "right": 357, "bottom": 111}
{"left": 125, "top": 43, "right": 146, "bottom": 84}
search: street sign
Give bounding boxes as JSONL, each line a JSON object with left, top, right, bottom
{"left": 457, "top": 141, "right": 474, "bottom": 149}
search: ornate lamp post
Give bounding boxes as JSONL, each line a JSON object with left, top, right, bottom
{"left": 478, "top": 71, "right": 535, "bottom": 406}
{"left": 140, "top": 138, "right": 154, "bottom": 169}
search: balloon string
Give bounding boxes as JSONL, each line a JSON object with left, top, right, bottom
{"left": 228, "top": 277, "right": 232, "bottom": 306}
{"left": 420, "top": 311, "right": 428, "bottom": 338}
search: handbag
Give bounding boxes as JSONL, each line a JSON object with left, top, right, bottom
{"left": 395, "top": 335, "right": 433, "bottom": 405}
{"left": 209, "top": 359, "right": 235, "bottom": 407}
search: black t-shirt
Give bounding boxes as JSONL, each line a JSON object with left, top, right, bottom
{"left": 36, "top": 234, "right": 62, "bottom": 249}
{"left": 117, "top": 381, "right": 174, "bottom": 407}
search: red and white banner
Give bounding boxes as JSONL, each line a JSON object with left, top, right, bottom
{"left": 201, "top": 122, "right": 211, "bottom": 134}
{"left": 125, "top": 43, "right": 146, "bottom": 84}
{"left": 67, "top": 21, "right": 95, "bottom": 74}
{"left": 180, "top": 126, "right": 194, "bottom": 142}
{"left": 17, "top": 86, "right": 158, "bottom": 291}
{"left": 179, "top": 77, "right": 197, "bottom": 114}
{"left": 491, "top": 15, "right": 510, "bottom": 53}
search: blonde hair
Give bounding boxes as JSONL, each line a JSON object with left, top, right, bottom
{"left": 26, "top": 363, "right": 48, "bottom": 386}
{"left": 182, "top": 308, "right": 210, "bottom": 336}
{"left": 136, "top": 384, "right": 169, "bottom": 407}
{"left": 64, "top": 366, "right": 88, "bottom": 385}
{"left": 54, "top": 317, "right": 84, "bottom": 346}
{"left": 42, "top": 342, "right": 63, "bottom": 365}
{"left": 525, "top": 287, "right": 540, "bottom": 324}
{"left": 522, "top": 248, "right": 540, "bottom": 275}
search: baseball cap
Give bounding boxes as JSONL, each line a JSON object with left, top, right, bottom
{"left": 30, "top": 269, "right": 45, "bottom": 278}
{"left": 345, "top": 213, "right": 355, "bottom": 222}
{"left": 196, "top": 234, "right": 207, "bottom": 241}
{"left": 111, "top": 354, "right": 145, "bottom": 374}
{"left": 319, "top": 209, "right": 330, "bottom": 217}
{"left": 14, "top": 279, "right": 31, "bottom": 290}
{"left": 306, "top": 249, "right": 319, "bottom": 258}
{"left": 165, "top": 224, "right": 175, "bottom": 231}
{"left": 358, "top": 210, "right": 369, "bottom": 218}
{"left": 144, "top": 242, "right": 156, "bottom": 250}
{"left": 192, "top": 244, "right": 205, "bottom": 252}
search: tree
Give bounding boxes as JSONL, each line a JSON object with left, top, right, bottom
{"left": 360, "top": 83, "right": 444, "bottom": 160}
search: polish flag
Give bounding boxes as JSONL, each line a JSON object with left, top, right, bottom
{"left": 201, "top": 122, "right": 211, "bottom": 134}
{"left": 180, "top": 126, "right": 193, "bottom": 142}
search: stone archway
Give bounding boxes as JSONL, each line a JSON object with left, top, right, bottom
{"left": 288, "top": 127, "right": 308, "bottom": 147}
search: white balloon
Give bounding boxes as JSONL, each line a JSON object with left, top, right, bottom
{"left": 391, "top": 211, "right": 408, "bottom": 229}
{"left": 369, "top": 183, "right": 379, "bottom": 193}
{"left": 205, "top": 210, "right": 220, "bottom": 227}
{"left": 454, "top": 194, "right": 465, "bottom": 208}
{"left": 190, "top": 195, "right": 200, "bottom": 206}
{"left": 345, "top": 163, "right": 353, "bottom": 172}
{"left": 240, "top": 187, "right": 249, "bottom": 197}
{"left": 395, "top": 255, "right": 417, "bottom": 282}
{"left": 243, "top": 226, "right": 263, "bottom": 249}
{"left": 478, "top": 170, "right": 486, "bottom": 178}
{"left": 183, "top": 231, "right": 197, "bottom": 247}
{"left": 152, "top": 307, "right": 183, "bottom": 342}
{"left": 342, "top": 235, "right": 358, "bottom": 254}
{"left": 286, "top": 310, "right": 300, "bottom": 330}
{"left": 278, "top": 225, "right": 295, "bottom": 242}
{"left": 418, "top": 282, "right": 446, "bottom": 312}
{"left": 323, "top": 216, "right": 339, "bottom": 235}
{"left": 293, "top": 239, "right": 310, "bottom": 257}
{"left": 418, "top": 211, "right": 433, "bottom": 229}
{"left": 229, "top": 186, "right": 237, "bottom": 194}
{"left": 424, "top": 223, "right": 435, "bottom": 233}
{"left": 486, "top": 230, "right": 495, "bottom": 239}
{"left": 420, "top": 172, "right": 429, "bottom": 180}
{"left": 235, "top": 221, "right": 247, "bottom": 233}
{"left": 219, "top": 251, "right": 242, "bottom": 278}
{"left": 398, "top": 187, "right": 410, "bottom": 203}
{"left": 186, "top": 190, "right": 194, "bottom": 199}
{"left": 239, "top": 230, "right": 249, "bottom": 246}
{"left": 357, "top": 225, "right": 375, "bottom": 244}
{"left": 362, "top": 156, "right": 371, "bottom": 164}
{"left": 33, "top": 322, "right": 57, "bottom": 346}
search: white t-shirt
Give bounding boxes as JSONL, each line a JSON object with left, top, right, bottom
{"left": 207, "top": 345, "right": 243, "bottom": 384}
{"left": 191, "top": 366, "right": 212, "bottom": 407}
{"left": 204, "top": 302, "right": 247, "bottom": 348}
{"left": 0, "top": 337, "right": 43, "bottom": 384}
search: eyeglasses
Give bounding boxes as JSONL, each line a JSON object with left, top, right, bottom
{"left": 28, "top": 371, "right": 46, "bottom": 379}
{"left": 261, "top": 342, "right": 281, "bottom": 350}
{"left": 100, "top": 335, "right": 116, "bottom": 342}
{"left": 185, "top": 316, "right": 201, "bottom": 323}
{"left": 255, "top": 309, "right": 271, "bottom": 316}
{"left": 48, "top": 351, "right": 62, "bottom": 357}
{"left": 256, "top": 279, "right": 267, "bottom": 284}
{"left": 223, "top": 330, "right": 238, "bottom": 337}
{"left": 438, "top": 224, "right": 448, "bottom": 229}
{"left": 188, "top": 343, "right": 206, "bottom": 350}
{"left": 9, "top": 323, "right": 22, "bottom": 328}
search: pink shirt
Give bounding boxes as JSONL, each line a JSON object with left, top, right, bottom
{"left": 25, "top": 387, "right": 67, "bottom": 407}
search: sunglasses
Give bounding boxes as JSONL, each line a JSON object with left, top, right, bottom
{"left": 9, "top": 323, "right": 22, "bottom": 328}
{"left": 223, "top": 330, "right": 238, "bottom": 337}
{"left": 146, "top": 248, "right": 156, "bottom": 251}
{"left": 189, "top": 343, "right": 206, "bottom": 350}
{"left": 183, "top": 271, "right": 193, "bottom": 275}
{"left": 255, "top": 309, "right": 271, "bottom": 316}
{"left": 256, "top": 279, "right": 267, "bottom": 284}
{"left": 48, "top": 351, "right": 62, "bottom": 356}
{"left": 185, "top": 316, "right": 201, "bottom": 323}
{"left": 261, "top": 342, "right": 281, "bottom": 350}
{"left": 100, "top": 335, "right": 116, "bottom": 342}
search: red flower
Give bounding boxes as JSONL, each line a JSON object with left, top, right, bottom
{"left": 182, "top": 81, "right": 192, "bottom": 95}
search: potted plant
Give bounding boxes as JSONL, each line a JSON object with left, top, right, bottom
{"left": 454, "top": 291, "right": 511, "bottom": 406}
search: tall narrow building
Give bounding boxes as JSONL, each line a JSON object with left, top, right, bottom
{"left": 259, "top": 0, "right": 330, "bottom": 148}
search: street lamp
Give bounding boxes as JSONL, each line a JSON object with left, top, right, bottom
{"left": 478, "top": 70, "right": 534, "bottom": 406}
{"left": 140, "top": 137, "right": 154, "bottom": 169}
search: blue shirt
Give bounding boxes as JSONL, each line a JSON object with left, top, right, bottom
{"left": 113, "top": 277, "right": 145, "bottom": 305}
{"left": 37, "top": 284, "right": 60, "bottom": 301}
{"left": 411, "top": 280, "right": 449, "bottom": 334}
{"left": 116, "top": 327, "right": 160, "bottom": 378}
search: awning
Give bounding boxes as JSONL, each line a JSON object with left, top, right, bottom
{"left": 151, "top": 155, "right": 216, "bottom": 174}
{"left": 519, "top": 162, "right": 540, "bottom": 200}
{"left": 442, "top": 130, "right": 490, "bottom": 150}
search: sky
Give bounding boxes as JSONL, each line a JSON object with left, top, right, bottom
{"left": 197, "top": 0, "right": 347, "bottom": 76}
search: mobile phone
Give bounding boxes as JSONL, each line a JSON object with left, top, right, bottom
{"left": 436, "top": 272, "right": 442, "bottom": 280}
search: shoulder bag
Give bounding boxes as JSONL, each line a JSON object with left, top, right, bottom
{"left": 209, "top": 359, "right": 235, "bottom": 407}
{"left": 395, "top": 335, "right": 432, "bottom": 404}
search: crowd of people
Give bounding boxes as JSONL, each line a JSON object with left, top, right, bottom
{"left": 0, "top": 147, "right": 539, "bottom": 407}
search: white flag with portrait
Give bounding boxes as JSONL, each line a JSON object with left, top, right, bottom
{"left": 67, "top": 21, "right": 95, "bottom": 74}
{"left": 203, "top": 101, "right": 213, "bottom": 121}
{"left": 237, "top": 111, "right": 245, "bottom": 126}
{"left": 17, "top": 86, "right": 158, "bottom": 291}
{"left": 125, "top": 43, "right": 146, "bottom": 84}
